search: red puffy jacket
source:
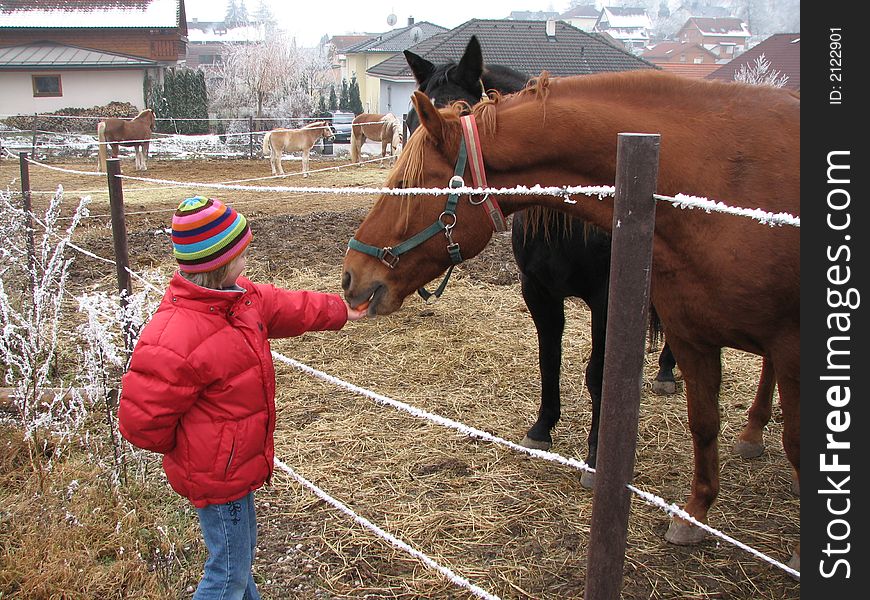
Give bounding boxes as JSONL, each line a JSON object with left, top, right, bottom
{"left": 118, "top": 273, "right": 347, "bottom": 508}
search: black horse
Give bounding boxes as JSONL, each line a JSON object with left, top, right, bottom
{"left": 404, "top": 36, "right": 776, "bottom": 487}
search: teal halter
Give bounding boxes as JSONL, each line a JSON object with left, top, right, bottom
{"left": 347, "top": 136, "right": 469, "bottom": 300}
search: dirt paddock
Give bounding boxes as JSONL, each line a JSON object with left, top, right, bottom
{"left": 1, "top": 154, "right": 799, "bottom": 599}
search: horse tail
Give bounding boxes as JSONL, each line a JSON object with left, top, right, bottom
{"left": 97, "top": 121, "right": 107, "bottom": 171}
{"left": 350, "top": 123, "right": 362, "bottom": 163}
{"left": 262, "top": 131, "right": 271, "bottom": 158}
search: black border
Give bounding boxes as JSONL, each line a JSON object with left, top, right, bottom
{"left": 802, "top": 7, "right": 868, "bottom": 596}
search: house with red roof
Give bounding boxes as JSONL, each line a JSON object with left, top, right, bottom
{"left": 706, "top": 33, "right": 800, "bottom": 91}
{"left": 676, "top": 17, "right": 751, "bottom": 61}
{"left": 0, "top": 0, "right": 187, "bottom": 115}
{"left": 641, "top": 41, "right": 720, "bottom": 79}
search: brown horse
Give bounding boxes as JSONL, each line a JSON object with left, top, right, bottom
{"left": 342, "top": 71, "right": 800, "bottom": 569}
{"left": 350, "top": 113, "right": 403, "bottom": 167}
{"left": 97, "top": 108, "right": 155, "bottom": 172}
{"left": 262, "top": 121, "right": 334, "bottom": 177}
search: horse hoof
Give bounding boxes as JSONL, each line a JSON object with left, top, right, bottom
{"left": 732, "top": 439, "right": 764, "bottom": 459}
{"left": 786, "top": 551, "right": 800, "bottom": 579}
{"left": 580, "top": 471, "right": 595, "bottom": 490}
{"left": 652, "top": 380, "right": 676, "bottom": 395}
{"left": 664, "top": 518, "right": 707, "bottom": 545}
{"left": 520, "top": 436, "right": 551, "bottom": 451}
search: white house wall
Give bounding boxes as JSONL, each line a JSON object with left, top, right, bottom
{"left": 378, "top": 80, "right": 416, "bottom": 120}
{"left": 0, "top": 69, "right": 146, "bottom": 115}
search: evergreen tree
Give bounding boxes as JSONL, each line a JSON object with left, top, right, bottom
{"left": 348, "top": 75, "right": 364, "bottom": 114}
{"left": 339, "top": 79, "right": 350, "bottom": 111}
{"left": 316, "top": 94, "right": 328, "bottom": 115}
{"left": 328, "top": 85, "right": 338, "bottom": 111}
{"left": 225, "top": 0, "right": 250, "bottom": 28}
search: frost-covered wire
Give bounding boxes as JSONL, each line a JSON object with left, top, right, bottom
{"left": 273, "top": 458, "right": 501, "bottom": 600}
{"left": 271, "top": 351, "right": 799, "bottom": 578}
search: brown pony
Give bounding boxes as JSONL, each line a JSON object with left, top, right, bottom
{"left": 97, "top": 108, "right": 155, "bottom": 172}
{"left": 350, "top": 112, "right": 403, "bottom": 167}
{"left": 342, "top": 71, "right": 800, "bottom": 570}
{"left": 262, "top": 121, "right": 335, "bottom": 177}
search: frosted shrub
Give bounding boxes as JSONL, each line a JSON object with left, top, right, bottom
{"left": 73, "top": 270, "right": 165, "bottom": 485}
{"left": 0, "top": 186, "right": 89, "bottom": 482}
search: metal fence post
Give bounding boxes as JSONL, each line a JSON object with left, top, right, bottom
{"left": 584, "top": 133, "right": 660, "bottom": 600}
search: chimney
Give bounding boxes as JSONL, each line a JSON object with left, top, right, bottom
{"left": 546, "top": 18, "right": 557, "bottom": 38}
{"left": 408, "top": 16, "right": 415, "bottom": 26}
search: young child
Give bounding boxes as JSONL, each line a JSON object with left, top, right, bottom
{"left": 118, "top": 196, "right": 366, "bottom": 599}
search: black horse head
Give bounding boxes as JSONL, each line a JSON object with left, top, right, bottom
{"left": 403, "top": 35, "right": 529, "bottom": 135}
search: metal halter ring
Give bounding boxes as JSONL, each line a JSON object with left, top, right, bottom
{"left": 439, "top": 211, "right": 457, "bottom": 229}
{"left": 448, "top": 175, "right": 465, "bottom": 189}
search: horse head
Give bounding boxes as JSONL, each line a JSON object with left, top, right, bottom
{"left": 404, "top": 36, "right": 488, "bottom": 136}
{"left": 314, "top": 121, "right": 335, "bottom": 141}
{"left": 139, "top": 108, "right": 156, "bottom": 130}
{"left": 342, "top": 92, "right": 494, "bottom": 316}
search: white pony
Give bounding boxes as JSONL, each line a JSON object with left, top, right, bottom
{"left": 262, "top": 121, "right": 335, "bottom": 177}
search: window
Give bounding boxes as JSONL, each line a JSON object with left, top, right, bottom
{"left": 32, "top": 74, "right": 62, "bottom": 97}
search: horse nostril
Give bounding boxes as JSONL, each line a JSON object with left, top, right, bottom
{"left": 341, "top": 271, "right": 351, "bottom": 291}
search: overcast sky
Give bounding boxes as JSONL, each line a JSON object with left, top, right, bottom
{"left": 184, "top": 0, "right": 569, "bottom": 47}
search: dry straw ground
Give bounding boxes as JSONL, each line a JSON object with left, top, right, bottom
{"left": 0, "top": 154, "right": 799, "bottom": 599}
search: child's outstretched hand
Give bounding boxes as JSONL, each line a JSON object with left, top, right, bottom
{"left": 345, "top": 301, "right": 369, "bottom": 321}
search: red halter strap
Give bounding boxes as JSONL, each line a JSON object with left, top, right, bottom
{"left": 460, "top": 115, "right": 508, "bottom": 232}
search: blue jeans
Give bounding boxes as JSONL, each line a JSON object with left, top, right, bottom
{"left": 193, "top": 492, "right": 260, "bottom": 600}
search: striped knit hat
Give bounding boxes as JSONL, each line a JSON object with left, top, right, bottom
{"left": 172, "top": 196, "right": 252, "bottom": 273}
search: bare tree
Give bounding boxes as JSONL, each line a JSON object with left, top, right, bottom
{"left": 208, "top": 33, "right": 333, "bottom": 122}
{"left": 733, "top": 53, "right": 789, "bottom": 88}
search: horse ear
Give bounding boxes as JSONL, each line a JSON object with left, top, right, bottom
{"left": 455, "top": 35, "right": 484, "bottom": 89}
{"left": 404, "top": 50, "right": 435, "bottom": 85}
{"left": 411, "top": 91, "right": 445, "bottom": 144}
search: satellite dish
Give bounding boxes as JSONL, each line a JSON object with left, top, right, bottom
{"left": 387, "top": 13, "right": 397, "bottom": 26}
{"left": 410, "top": 26, "right": 423, "bottom": 43}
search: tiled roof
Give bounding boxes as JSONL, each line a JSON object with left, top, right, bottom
{"left": 560, "top": 5, "right": 600, "bottom": 18}
{"left": 0, "top": 41, "right": 158, "bottom": 67}
{"left": 0, "top": 0, "right": 181, "bottom": 28}
{"left": 656, "top": 63, "right": 720, "bottom": 79}
{"left": 684, "top": 17, "right": 750, "bottom": 37}
{"left": 706, "top": 33, "right": 800, "bottom": 90}
{"left": 642, "top": 41, "right": 717, "bottom": 61}
{"left": 329, "top": 35, "right": 376, "bottom": 52}
{"left": 367, "top": 19, "right": 654, "bottom": 80}
{"left": 345, "top": 21, "right": 447, "bottom": 53}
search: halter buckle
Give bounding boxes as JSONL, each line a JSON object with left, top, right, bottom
{"left": 379, "top": 247, "right": 400, "bottom": 269}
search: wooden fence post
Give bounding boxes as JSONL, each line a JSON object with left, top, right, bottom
{"left": 18, "top": 152, "right": 36, "bottom": 298}
{"left": 249, "top": 116, "right": 254, "bottom": 160}
{"left": 30, "top": 113, "right": 38, "bottom": 158}
{"left": 584, "top": 133, "right": 660, "bottom": 600}
{"left": 105, "top": 158, "right": 134, "bottom": 356}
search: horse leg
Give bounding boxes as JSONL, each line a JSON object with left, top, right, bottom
{"left": 134, "top": 145, "right": 142, "bottom": 170}
{"left": 652, "top": 341, "right": 678, "bottom": 395}
{"left": 732, "top": 357, "right": 776, "bottom": 459}
{"left": 519, "top": 273, "right": 565, "bottom": 456}
{"left": 141, "top": 141, "right": 150, "bottom": 171}
{"left": 302, "top": 149, "right": 310, "bottom": 178}
{"left": 578, "top": 290, "right": 608, "bottom": 489}
{"left": 773, "top": 354, "right": 800, "bottom": 573}
{"left": 380, "top": 139, "right": 388, "bottom": 168}
{"left": 664, "top": 339, "right": 723, "bottom": 545}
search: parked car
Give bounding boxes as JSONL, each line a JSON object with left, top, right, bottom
{"left": 330, "top": 111, "right": 354, "bottom": 143}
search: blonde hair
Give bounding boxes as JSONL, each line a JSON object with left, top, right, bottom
{"left": 180, "top": 262, "right": 232, "bottom": 290}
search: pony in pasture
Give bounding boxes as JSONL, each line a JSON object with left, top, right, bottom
{"left": 262, "top": 121, "right": 335, "bottom": 177}
{"left": 343, "top": 71, "right": 800, "bottom": 569}
{"left": 350, "top": 113, "right": 403, "bottom": 167}
{"left": 404, "top": 37, "right": 777, "bottom": 487}
{"left": 97, "top": 108, "right": 155, "bottom": 172}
